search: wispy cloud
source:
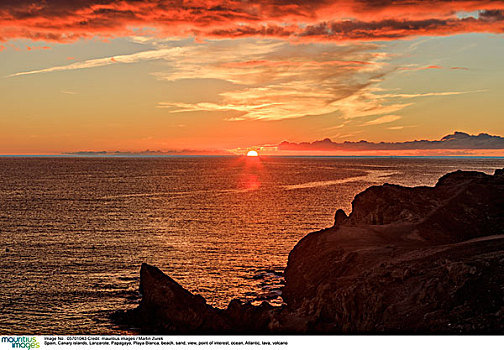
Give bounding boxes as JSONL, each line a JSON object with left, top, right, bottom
{"left": 362, "top": 115, "right": 401, "bottom": 126}
{"left": 26, "top": 45, "right": 51, "bottom": 51}
{"left": 398, "top": 65, "right": 470, "bottom": 72}
{"left": 61, "top": 90, "right": 77, "bottom": 95}
{"left": 8, "top": 48, "right": 183, "bottom": 77}
{"left": 8, "top": 38, "right": 397, "bottom": 121}
{"left": 8, "top": 36, "right": 483, "bottom": 123}
{"left": 156, "top": 40, "right": 392, "bottom": 120}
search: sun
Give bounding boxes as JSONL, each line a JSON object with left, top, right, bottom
{"left": 246, "top": 150, "right": 259, "bottom": 157}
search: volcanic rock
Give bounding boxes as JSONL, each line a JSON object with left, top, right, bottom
{"left": 118, "top": 168, "right": 504, "bottom": 334}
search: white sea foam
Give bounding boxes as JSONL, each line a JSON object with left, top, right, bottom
{"left": 284, "top": 170, "right": 398, "bottom": 190}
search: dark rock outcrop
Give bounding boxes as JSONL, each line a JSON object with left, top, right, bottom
{"left": 114, "top": 263, "right": 281, "bottom": 334}
{"left": 116, "top": 168, "right": 504, "bottom": 334}
{"left": 342, "top": 169, "right": 504, "bottom": 242}
{"left": 137, "top": 263, "right": 230, "bottom": 333}
{"left": 334, "top": 209, "right": 348, "bottom": 226}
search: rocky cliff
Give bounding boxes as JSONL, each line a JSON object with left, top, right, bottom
{"left": 114, "top": 168, "right": 504, "bottom": 334}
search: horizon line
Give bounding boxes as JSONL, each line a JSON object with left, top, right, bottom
{"left": 1, "top": 154, "right": 504, "bottom": 159}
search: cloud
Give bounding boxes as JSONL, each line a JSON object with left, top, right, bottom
{"left": 387, "top": 126, "right": 405, "bottom": 130}
{"left": 64, "top": 149, "right": 231, "bottom": 156}
{"left": 11, "top": 32, "right": 478, "bottom": 122}
{"left": 154, "top": 40, "right": 392, "bottom": 121}
{"left": 8, "top": 47, "right": 186, "bottom": 77}
{"left": 399, "top": 65, "right": 469, "bottom": 71}
{"left": 9, "top": 38, "right": 396, "bottom": 121}
{"left": 376, "top": 90, "right": 484, "bottom": 99}
{"left": 8, "top": 33, "right": 481, "bottom": 122}
{"left": 26, "top": 45, "right": 50, "bottom": 51}
{"left": 1, "top": 1, "right": 504, "bottom": 43}
{"left": 278, "top": 132, "right": 504, "bottom": 151}
{"left": 361, "top": 114, "right": 401, "bottom": 126}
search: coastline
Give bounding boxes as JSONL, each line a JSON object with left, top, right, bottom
{"left": 114, "top": 168, "right": 504, "bottom": 334}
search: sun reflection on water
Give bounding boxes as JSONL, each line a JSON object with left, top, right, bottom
{"left": 238, "top": 154, "right": 264, "bottom": 191}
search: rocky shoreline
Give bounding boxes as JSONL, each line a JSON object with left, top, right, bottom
{"left": 113, "top": 168, "right": 504, "bottom": 334}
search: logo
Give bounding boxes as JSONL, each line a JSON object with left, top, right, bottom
{"left": 1, "top": 337, "right": 40, "bottom": 349}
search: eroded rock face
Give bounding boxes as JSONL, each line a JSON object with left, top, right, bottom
{"left": 283, "top": 235, "right": 504, "bottom": 333}
{"left": 118, "top": 263, "right": 281, "bottom": 334}
{"left": 136, "top": 263, "right": 230, "bottom": 333}
{"left": 118, "top": 169, "right": 504, "bottom": 334}
{"left": 344, "top": 170, "right": 504, "bottom": 243}
{"left": 283, "top": 169, "right": 504, "bottom": 333}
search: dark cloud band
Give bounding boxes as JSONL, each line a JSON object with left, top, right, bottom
{"left": 279, "top": 132, "right": 504, "bottom": 151}
{"left": 1, "top": 1, "right": 504, "bottom": 42}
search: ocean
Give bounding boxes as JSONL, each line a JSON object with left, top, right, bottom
{"left": 1, "top": 156, "right": 503, "bottom": 334}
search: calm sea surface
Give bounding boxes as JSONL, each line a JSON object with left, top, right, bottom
{"left": 1, "top": 156, "right": 504, "bottom": 334}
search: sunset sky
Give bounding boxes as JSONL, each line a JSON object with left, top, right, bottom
{"left": 1, "top": 1, "right": 504, "bottom": 155}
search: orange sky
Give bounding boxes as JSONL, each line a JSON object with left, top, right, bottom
{"left": 1, "top": 1, "right": 504, "bottom": 155}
